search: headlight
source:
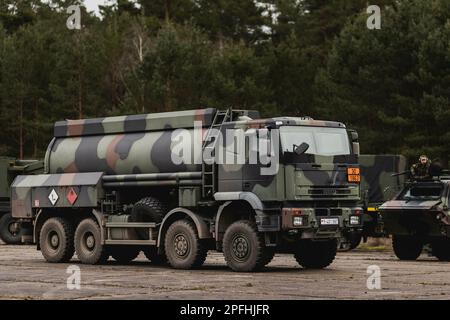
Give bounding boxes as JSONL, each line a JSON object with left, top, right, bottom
{"left": 350, "top": 216, "right": 360, "bottom": 225}
{"left": 293, "top": 216, "right": 304, "bottom": 226}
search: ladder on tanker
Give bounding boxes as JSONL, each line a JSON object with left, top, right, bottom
{"left": 202, "top": 109, "right": 232, "bottom": 198}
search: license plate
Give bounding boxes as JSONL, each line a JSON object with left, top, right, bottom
{"left": 320, "top": 218, "right": 339, "bottom": 225}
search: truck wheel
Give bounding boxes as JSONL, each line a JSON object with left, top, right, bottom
{"left": 222, "top": 220, "right": 268, "bottom": 272}
{"left": 294, "top": 239, "right": 337, "bottom": 269}
{"left": 110, "top": 246, "right": 140, "bottom": 264}
{"left": 349, "top": 233, "right": 362, "bottom": 250}
{"left": 164, "top": 219, "right": 207, "bottom": 269}
{"left": 131, "top": 197, "right": 167, "bottom": 240}
{"left": 392, "top": 235, "right": 423, "bottom": 261}
{"left": 39, "top": 217, "right": 75, "bottom": 263}
{"left": 432, "top": 240, "right": 450, "bottom": 261}
{"left": 0, "top": 213, "right": 27, "bottom": 245}
{"left": 143, "top": 247, "right": 168, "bottom": 265}
{"left": 75, "top": 219, "right": 109, "bottom": 265}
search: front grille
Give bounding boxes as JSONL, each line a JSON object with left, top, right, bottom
{"left": 315, "top": 208, "right": 343, "bottom": 217}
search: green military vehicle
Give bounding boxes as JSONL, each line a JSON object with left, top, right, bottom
{"left": 0, "top": 158, "right": 44, "bottom": 244}
{"left": 380, "top": 171, "right": 450, "bottom": 261}
{"left": 343, "top": 155, "right": 407, "bottom": 249}
{"left": 11, "top": 108, "right": 363, "bottom": 272}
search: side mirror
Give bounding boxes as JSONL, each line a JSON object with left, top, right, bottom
{"left": 349, "top": 130, "right": 359, "bottom": 142}
{"left": 294, "top": 142, "right": 310, "bottom": 155}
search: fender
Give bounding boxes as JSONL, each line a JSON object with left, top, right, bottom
{"left": 214, "top": 192, "right": 264, "bottom": 212}
{"left": 157, "top": 208, "right": 212, "bottom": 247}
{"left": 214, "top": 192, "right": 280, "bottom": 236}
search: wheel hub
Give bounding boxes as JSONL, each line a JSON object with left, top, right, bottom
{"left": 85, "top": 234, "right": 95, "bottom": 249}
{"left": 232, "top": 236, "right": 249, "bottom": 260}
{"left": 8, "top": 222, "right": 20, "bottom": 236}
{"left": 174, "top": 234, "right": 189, "bottom": 257}
{"left": 49, "top": 232, "right": 59, "bottom": 249}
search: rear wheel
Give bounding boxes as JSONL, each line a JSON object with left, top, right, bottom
{"left": 39, "top": 217, "right": 74, "bottom": 263}
{"left": 164, "top": 219, "right": 208, "bottom": 269}
{"left": 392, "top": 235, "right": 423, "bottom": 261}
{"left": 0, "top": 213, "right": 28, "bottom": 245}
{"left": 223, "top": 220, "right": 268, "bottom": 272}
{"left": 75, "top": 219, "right": 109, "bottom": 265}
{"left": 432, "top": 239, "right": 450, "bottom": 261}
{"left": 110, "top": 246, "right": 140, "bottom": 264}
{"left": 294, "top": 239, "right": 337, "bottom": 269}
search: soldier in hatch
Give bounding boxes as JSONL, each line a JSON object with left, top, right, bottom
{"left": 410, "top": 155, "right": 432, "bottom": 180}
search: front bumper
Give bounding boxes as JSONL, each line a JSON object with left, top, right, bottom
{"left": 281, "top": 207, "right": 363, "bottom": 231}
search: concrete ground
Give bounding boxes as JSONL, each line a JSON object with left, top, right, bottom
{"left": 1, "top": 240, "right": 449, "bottom": 300}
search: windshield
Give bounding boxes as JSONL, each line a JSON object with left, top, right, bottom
{"left": 400, "top": 184, "right": 443, "bottom": 200}
{"left": 280, "top": 126, "right": 351, "bottom": 156}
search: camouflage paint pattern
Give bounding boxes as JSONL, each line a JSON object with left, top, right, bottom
{"left": 358, "top": 154, "right": 408, "bottom": 237}
{"left": 11, "top": 172, "right": 103, "bottom": 218}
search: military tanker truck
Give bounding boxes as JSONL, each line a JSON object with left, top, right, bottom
{"left": 0, "top": 158, "right": 44, "bottom": 244}
{"left": 11, "top": 108, "right": 362, "bottom": 272}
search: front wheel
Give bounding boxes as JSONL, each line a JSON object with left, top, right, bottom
{"left": 392, "top": 235, "right": 423, "bottom": 261}
{"left": 222, "top": 220, "right": 269, "bottom": 272}
{"left": 294, "top": 239, "right": 337, "bottom": 269}
{"left": 164, "top": 219, "right": 208, "bottom": 269}
{"left": 75, "top": 219, "right": 109, "bottom": 265}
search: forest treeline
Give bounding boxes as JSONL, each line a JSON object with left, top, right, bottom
{"left": 0, "top": 0, "right": 449, "bottom": 164}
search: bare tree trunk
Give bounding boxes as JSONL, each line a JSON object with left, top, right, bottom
{"left": 165, "top": 77, "right": 172, "bottom": 112}
{"left": 19, "top": 99, "right": 23, "bottom": 159}
{"left": 33, "top": 99, "right": 39, "bottom": 158}
{"left": 165, "top": 0, "right": 171, "bottom": 24}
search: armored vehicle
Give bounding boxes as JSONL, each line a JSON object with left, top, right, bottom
{"left": 0, "top": 158, "right": 44, "bottom": 244}
{"left": 343, "top": 155, "right": 407, "bottom": 250}
{"left": 11, "top": 108, "right": 362, "bottom": 272}
{"left": 380, "top": 174, "right": 450, "bottom": 261}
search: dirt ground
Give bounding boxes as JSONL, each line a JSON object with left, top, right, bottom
{"left": 1, "top": 240, "right": 450, "bottom": 300}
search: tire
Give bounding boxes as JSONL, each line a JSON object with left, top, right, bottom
{"left": 39, "top": 217, "right": 75, "bottom": 263}
{"left": 0, "top": 213, "right": 27, "bottom": 245}
{"left": 432, "top": 239, "right": 450, "bottom": 261}
{"left": 392, "top": 235, "right": 423, "bottom": 261}
{"left": 294, "top": 239, "right": 337, "bottom": 269}
{"left": 110, "top": 246, "right": 140, "bottom": 264}
{"left": 349, "top": 233, "right": 363, "bottom": 250}
{"left": 75, "top": 218, "right": 109, "bottom": 265}
{"left": 222, "top": 220, "right": 268, "bottom": 272}
{"left": 164, "top": 219, "right": 208, "bottom": 269}
{"left": 131, "top": 197, "right": 167, "bottom": 240}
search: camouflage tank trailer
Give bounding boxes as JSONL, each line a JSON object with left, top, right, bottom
{"left": 341, "top": 155, "right": 407, "bottom": 250}
{"left": 380, "top": 173, "right": 450, "bottom": 261}
{"left": 0, "top": 158, "right": 43, "bottom": 244}
{"left": 11, "top": 108, "right": 363, "bottom": 272}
